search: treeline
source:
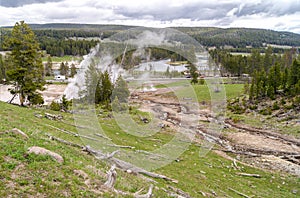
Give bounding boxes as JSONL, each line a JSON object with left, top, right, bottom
{"left": 39, "top": 37, "right": 98, "bottom": 56}
{"left": 210, "top": 47, "right": 298, "bottom": 76}
{"left": 1, "top": 29, "right": 99, "bottom": 57}
{"left": 178, "top": 27, "right": 300, "bottom": 48}
{"left": 33, "top": 29, "right": 103, "bottom": 39}
{"left": 2, "top": 26, "right": 300, "bottom": 56}
{"left": 249, "top": 59, "right": 300, "bottom": 100}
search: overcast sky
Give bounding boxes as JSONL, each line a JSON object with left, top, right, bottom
{"left": 0, "top": 0, "right": 299, "bottom": 33}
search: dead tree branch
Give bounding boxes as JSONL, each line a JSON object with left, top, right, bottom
{"left": 228, "top": 187, "right": 251, "bottom": 198}
{"left": 236, "top": 172, "right": 261, "bottom": 178}
{"left": 104, "top": 164, "right": 117, "bottom": 189}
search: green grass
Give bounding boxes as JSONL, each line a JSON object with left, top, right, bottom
{"left": 42, "top": 55, "right": 82, "bottom": 62}
{"left": 158, "top": 82, "right": 244, "bottom": 103}
{"left": 0, "top": 101, "right": 299, "bottom": 197}
{"left": 154, "top": 79, "right": 244, "bottom": 102}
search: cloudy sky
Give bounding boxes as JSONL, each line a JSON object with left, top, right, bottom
{"left": 0, "top": 0, "right": 300, "bottom": 33}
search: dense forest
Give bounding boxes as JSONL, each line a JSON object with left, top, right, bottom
{"left": 210, "top": 47, "right": 298, "bottom": 76}
{"left": 176, "top": 27, "right": 300, "bottom": 48}
{"left": 1, "top": 24, "right": 300, "bottom": 56}
{"left": 0, "top": 29, "right": 99, "bottom": 57}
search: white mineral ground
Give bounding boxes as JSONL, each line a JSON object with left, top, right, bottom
{"left": 0, "top": 84, "right": 67, "bottom": 105}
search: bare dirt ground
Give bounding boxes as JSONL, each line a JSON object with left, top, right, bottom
{"left": 130, "top": 85, "right": 300, "bottom": 177}
{"left": 40, "top": 84, "right": 67, "bottom": 105}
{"left": 0, "top": 84, "right": 67, "bottom": 105}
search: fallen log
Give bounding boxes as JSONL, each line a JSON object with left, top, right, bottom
{"left": 236, "top": 172, "right": 261, "bottom": 178}
{"left": 221, "top": 149, "right": 260, "bottom": 157}
{"left": 107, "top": 144, "right": 135, "bottom": 149}
{"left": 94, "top": 133, "right": 112, "bottom": 141}
{"left": 45, "top": 124, "right": 99, "bottom": 141}
{"left": 84, "top": 146, "right": 178, "bottom": 183}
{"left": 45, "top": 113, "right": 63, "bottom": 120}
{"left": 234, "top": 145, "right": 299, "bottom": 156}
{"left": 225, "top": 119, "right": 300, "bottom": 147}
{"left": 228, "top": 187, "right": 251, "bottom": 198}
{"left": 0, "top": 128, "right": 29, "bottom": 139}
{"left": 46, "top": 134, "right": 84, "bottom": 149}
{"left": 168, "top": 186, "right": 191, "bottom": 198}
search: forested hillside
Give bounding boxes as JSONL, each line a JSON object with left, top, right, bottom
{"left": 1, "top": 24, "right": 300, "bottom": 56}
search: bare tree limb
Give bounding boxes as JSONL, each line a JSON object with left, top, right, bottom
{"left": 107, "top": 144, "right": 135, "bottom": 149}
{"left": 104, "top": 164, "right": 117, "bottom": 189}
{"left": 84, "top": 146, "right": 178, "bottom": 183}
{"left": 236, "top": 172, "right": 261, "bottom": 178}
{"left": 46, "top": 134, "right": 84, "bottom": 149}
{"left": 134, "top": 184, "right": 153, "bottom": 198}
{"left": 94, "top": 133, "right": 112, "bottom": 141}
{"left": 45, "top": 124, "right": 99, "bottom": 141}
{"left": 228, "top": 187, "right": 251, "bottom": 198}
{"left": 168, "top": 186, "right": 191, "bottom": 198}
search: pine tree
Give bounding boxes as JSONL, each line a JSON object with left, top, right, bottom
{"left": 289, "top": 59, "right": 300, "bottom": 87}
{"left": 70, "top": 63, "right": 77, "bottom": 77}
{"left": 267, "top": 63, "right": 281, "bottom": 98}
{"left": 59, "top": 62, "right": 66, "bottom": 75}
{"left": 45, "top": 55, "right": 53, "bottom": 76}
{"left": 101, "top": 70, "right": 113, "bottom": 103}
{"left": 289, "top": 59, "right": 300, "bottom": 95}
{"left": 4, "top": 21, "right": 45, "bottom": 106}
{"left": 111, "top": 75, "right": 130, "bottom": 103}
{"left": 263, "top": 46, "right": 272, "bottom": 72}
{"left": 0, "top": 54, "right": 5, "bottom": 82}
{"left": 281, "top": 67, "right": 289, "bottom": 92}
{"left": 190, "top": 64, "right": 198, "bottom": 84}
{"left": 84, "top": 61, "right": 99, "bottom": 103}
{"left": 65, "top": 62, "right": 69, "bottom": 76}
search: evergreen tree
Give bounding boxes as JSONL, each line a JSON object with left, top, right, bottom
{"left": 289, "top": 59, "right": 300, "bottom": 95}
{"left": 84, "top": 61, "right": 99, "bottom": 103}
{"left": 111, "top": 75, "right": 130, "bottom": 103}
{"left": 289, "top": 59, "right": 300, "bottom": 87}
{"left": 61, "top": 95, "right": 69, "bottom": 111}
{"left": 101, "top": 70, "right": 113, "bottom": 103}
{"left": 263, "top": 46, "right": 272, "bottom": 72}
{"left": 0, "top": 54, "right": 5, "bottom": 82}
{"left": 59, "top": 62, "right": 66, "bottom": 75}
{"left": 70, "top": 63, "right": 77, "bottom": 77}
{"left": 65, "top": 62, "right": 69, "bottom": 76}
{"left": 4, "top": 21, "right": 44, "bottom": 106}
{"left": 190, "top": 64, "right": 198, "bottom": 84}
{"left": 267, "top": 63, "right": 281, "bottom": 97}
{"left": 281, "top": 67, "right": 289, "bottom": 92}
{"left": 45, "top": 55, "right": 53, "bottom": 76}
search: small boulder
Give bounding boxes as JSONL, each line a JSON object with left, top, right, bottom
{"left": 27, "top": 146, "right": 64, "bottom": 163}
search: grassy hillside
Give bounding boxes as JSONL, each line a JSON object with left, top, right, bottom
{"left": 0, "top": 101, "right": 299, "bottom": 197}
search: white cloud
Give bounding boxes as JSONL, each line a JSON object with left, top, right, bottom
{"left": 0, "top": 0, "right": 299, "bottom": 33}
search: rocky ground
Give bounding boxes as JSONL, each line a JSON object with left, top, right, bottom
{"left": 130, "top": 84, "right": 300, "bottom": 177}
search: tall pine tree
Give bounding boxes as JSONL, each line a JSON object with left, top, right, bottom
{"left": 4, "top": 21, "right": 44, "bottom": 105}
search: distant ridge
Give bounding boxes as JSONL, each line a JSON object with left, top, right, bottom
{"left": 2, "top": 23, "right": 300, "bottom": 47}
